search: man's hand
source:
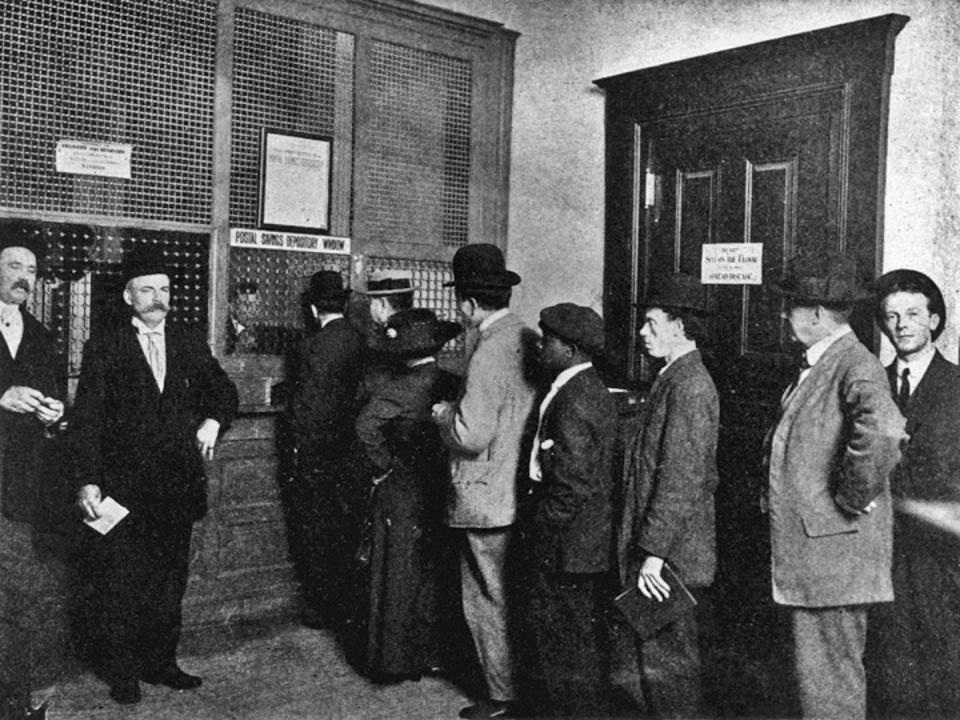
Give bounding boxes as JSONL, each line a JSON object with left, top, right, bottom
{"left": 77, "top": 484, "right": 103, "bottom": 521}
{"left": 0, "top": 385, "right": 46, "bottom": 414}
{"left": 637, "top": 555, "right": 671, "bottom": 602}
{"left": 431, "top": 401, "right": 453, "bottom": 426}
{"left": 196, "top": 419, "right": 222, "bottom": 460}
{"left": 35, "top": 396, "right": 64, "bottom": 426}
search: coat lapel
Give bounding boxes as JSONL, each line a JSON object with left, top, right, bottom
{"left": 779, "top": 333, "right": 857, "bottom": 425}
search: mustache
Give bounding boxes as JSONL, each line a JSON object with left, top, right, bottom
{"left": 11, "top": 279, "right": 30, "bottom": 292}
{"left": 144, "top": 302, "right": 169, "bottom": 313}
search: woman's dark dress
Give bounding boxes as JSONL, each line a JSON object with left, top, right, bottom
{"left": 349, "top": 360, "right": 459, "bottom": 679}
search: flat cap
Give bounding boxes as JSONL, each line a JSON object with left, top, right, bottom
{"left": 539, "top": 303, "right": 605, "bottom": 356}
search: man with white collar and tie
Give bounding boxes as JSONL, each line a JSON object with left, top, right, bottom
{"left": 866, "top": 269, "right": 960, "bottom": 717}
{"left": 766, "top": 252, "right": 904, "bottom": 720}
{"left": 72, "top": 245, "right": 237, "bottom": 705}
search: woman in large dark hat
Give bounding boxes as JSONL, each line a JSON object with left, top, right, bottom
{"left": 346, "top": 309, "right": 462, "bottom": 681}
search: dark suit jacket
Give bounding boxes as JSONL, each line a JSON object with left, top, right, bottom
{"left": 525, "top": 366, "right": 617, "bottom": 574}
{"left": 617, "top": 350, "right": 719, "bottom": 588}
{"left": 0, "top": 308, "right": 65, "bottom": 525}
{"left": 70, "top": 323, "right": 238, "bottom": 523}
{"left": 288, "top": 317, "right": 365, "bottom": 467}
{"left": 888, "top": 351, "right": 960, "bottom": 554}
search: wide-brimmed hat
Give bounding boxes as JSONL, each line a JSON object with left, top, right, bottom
{"left": 377, "top": 308, "right": 462, "bottom": 357}
{"left": 872, "top": 268, "right": 946, "bottom": 341}
{"left": 539, "top": 303, "right": 605, "bottom": 356}
{"left": 443, "top": 244, "right": 520, "bottom": 290}
{"left": 305, "top": 270, "right": 350, "bottom": 305}
{"left": 122, "top": 244, "right": 170, "bottom": 283}
{"left": 641, "top": 273, "right": 707, "bottom": 314}
{"left": 357, "top": 269, "right": 416, "bottom": 296}
{"left": 771, "top": 250, "right": 871, "bottom": 305}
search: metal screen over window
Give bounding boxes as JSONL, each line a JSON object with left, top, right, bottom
{"left": 0, "top": 0, "right": 217, "bottom": 222}
{"left": 367, "top": 40, "right": 473, "bottom": 248}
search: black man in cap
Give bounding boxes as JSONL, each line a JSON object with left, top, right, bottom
{"left": 616, "top": 273, "right": 720, "bottom": 718}
{"left": 865, "top": 269, "right": 960, "bottom": 717}
{"left": 517, "top": 303, "right": 617, "bottom": 718}
{"left": 285, "top": 271, "right": 366, "bottom": 630}
{"left": 766, "top": 252, "right": 904, "bottom": 719}
{"left": 71, "top": 244, "right": 238, "bottom": 705}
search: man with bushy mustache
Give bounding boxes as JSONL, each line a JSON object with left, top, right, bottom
{"left": 72, "top": 244, "right": 237, "bottom": 705}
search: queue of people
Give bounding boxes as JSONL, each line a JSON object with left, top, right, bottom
{"left": 0, "top": 235, "right": 958, "bottom": 720}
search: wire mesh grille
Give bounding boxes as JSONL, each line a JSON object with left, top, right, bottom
{"left": 0, "top": 0, "right": 217, "bottom": 221}
{"left": 366, "top": 40, "right": 472, "bottom": 248}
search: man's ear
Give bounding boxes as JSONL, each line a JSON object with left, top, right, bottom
{"left": 122, "top": 288, "right": 133, "bottom": 307}
{"left": 930, "top": 312, "right": 942, "bottom": 334}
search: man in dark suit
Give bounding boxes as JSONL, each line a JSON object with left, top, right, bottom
{"left": 285, "top": 270, "right": 365, "bottom": 630}
{"left": 616, "top": 273, "right": 719, "bottom": 718}
{"left": 766, "top": 253, "right": 904, "bottom": 720}
{"left": 866, "top": 269, "right": 960, "bottom": 717}
{"left": 72, "top": 245, "right": 238, "bottom": 705}
{"left": 0, "top": 236, "right": 68, "bottom": 716}
{"left": 518, "top": 303, "right": 617, "bottom": 718}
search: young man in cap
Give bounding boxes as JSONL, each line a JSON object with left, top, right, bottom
{"left": 518, "top": 303, "right": 616, "bottom": 718}
{"left": 72, "top": 244, "right": 238, "bottom": 705}
{"left": 431, "top": 243, "right": 537, "bottom": 719}
{"left": 866, "top": 269, "right": 960, "bottom": 717}
{"left": 766, "top": 252, "right": 904, "bottom": 719}
{"left": 0, "top": 233, "right": 69, "bottom": 716}
{"left": 284, "top": 271, "right": 365, "bottom": 630}
{"left": 616, "top": 273, "right": 719, "bottom": 718}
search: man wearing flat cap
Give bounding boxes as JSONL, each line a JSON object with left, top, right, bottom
{"left": 764, "top": 252, "right": 904, "bottom": 719}
{"left": 285, "top": 271, "right": 365, "bottom": 631}
{"left": 71, "top": 244, "right": 238, "bottom": 705}
{"left": 0, "top": 233, "right": 69, "bottom": 715}
{"left": 865, "top": 269, "right": 960, "bottom": 717}
{"left": 517, "top": 303, "right": 616, "bottom": 718}
{"left": 616, "top": 272, "right": 719, "bottom": 718}
{"left": 431, "top": 243, "right": 537, "bottom": 720}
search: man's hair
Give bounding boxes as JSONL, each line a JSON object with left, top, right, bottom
{"left": 312, "top": 297, "right": 345, "bottom": 315}
{"left": 456, "top": 287, "right": 511, "bottom": 311}
{"left": 382, "top": 292, "right": 414, "bottom": 313}
{"left": 662, "top": 307, "right": 707, "bottom": 344}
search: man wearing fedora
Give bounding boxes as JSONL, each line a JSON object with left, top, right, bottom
{"left": 0, "top": 234, "right": 69, "bottom": 716}
{"left": 432, "top": 244, "right": 537, "bottom": 720}
{"left": 616, "top": 273, "right": 719, "bottom": 718}
{"left": 518, "top": 303, "right": 617, "bottom": 718}
{"left": 865, "top": 269, "right": 960, "bottom": 717}
{"left": 765, "top": 252, "right": 904, "bottom": 719}
{"left": 285, "top": 270, "right": 365, "bottom": 631}
{"left": 72, "top": 244, "right": 238, "bottom": 705}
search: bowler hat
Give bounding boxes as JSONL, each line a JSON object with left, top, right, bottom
{"left": 642, "top": 273, "right": 707, "bottom": 314}
{"left": 872, "top": 268, "right": 946, "bottom": 341}
{"left": 443, "top": 244, "right": 520, "bottom": 290}
{"left": 357, "top": 269, "right": 416, "bottom": 296}
{"left": 305, "top": 270, "right": 350, "bottom": 305}
{"left": 539, "top": 303, "right": 605, "bottom": 356}
{"left": 121, "top": 244, "right": 169, "bottom": 283}
{"left": 771, "top": 250, "right": 871, "bottom": 306}
{"left": 377, "top": 308, "right": 462, "bottom": 357}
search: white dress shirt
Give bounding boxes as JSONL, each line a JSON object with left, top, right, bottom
{"left": 132, "top": 316, "right": 166, "bottom": 391}
{"left": 0, "top": 301, "right": 24, "bottom": 358}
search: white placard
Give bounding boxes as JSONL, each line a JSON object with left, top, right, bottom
{"left": 230, "top": 228, "right": 350, "bottom": 255}
{"left": 701, "top": 243, "right": 763, "bottom": 285}
{"left": 55, "top": 140, "right": 132, "bottom": 179}
{"left": 260, "top": 131, "right": 331, "bottom": 231}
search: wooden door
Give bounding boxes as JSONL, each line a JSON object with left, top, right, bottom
{"left": 597, "top": 14, "right": 907, "bottom": 714}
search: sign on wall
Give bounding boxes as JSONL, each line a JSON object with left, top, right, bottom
{"left": 701, "top": 243, "right": 763, "bottom": 284}
{"left": 230, "top": 228, "right": 350, "bottom": 255}
{"left": 55, "top": 140, "right": 132, "bottom": 179}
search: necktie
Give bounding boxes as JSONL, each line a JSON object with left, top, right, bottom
{"left": 145, "top": 331, "right": 165, "bottom": 391}
{"left": 897, "top": 367, "right": 911, "bottom": 411}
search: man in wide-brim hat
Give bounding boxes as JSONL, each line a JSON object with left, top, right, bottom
{"left": 286, "top": 269, "right": 366, "bottom": 631}
{"left": 763, "top": 250, "right": 905, "bottom": 719}
{"left": 616, "top": 272, "right": 719, "bottom": 718}
{"left": 357, "top": 269, "right": 416, "bottom": 328}
{"left": 432, "top": 243, "right": 536, "bottom": 719}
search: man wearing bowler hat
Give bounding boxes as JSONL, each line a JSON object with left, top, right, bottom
{"left": 518, "top": 303, "right": 617, "bottom": 718}
{"left": 285, "top": 271, "right": 366, "bottom": 631}
{"left": 765, "top": 252, "right": 904, "bottom": 719}
{"left": 72, "top": 244, "right": 238, "bottom": 705}
{"left": 616, "top": 272, "right": 720, "bottom": 718}
{"left": 865, "top": 269, "right": 960, "bottom": 717}
{"left": 432, "top": 244, "right": 537, "bottom": 719}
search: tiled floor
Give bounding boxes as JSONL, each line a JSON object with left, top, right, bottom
{"left": 46, "top": 625, "right": 470, "bottom": 720}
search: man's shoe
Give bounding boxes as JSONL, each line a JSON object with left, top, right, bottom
{"left": 458, "top": 699, "right": 516, "bottom": 719}
{"left": 109, "top": 679, "right": 141, "bottom": 705}
{"left": 141, "top": 666, "right": 203, "bottom": 690}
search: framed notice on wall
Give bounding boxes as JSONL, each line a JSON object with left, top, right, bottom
{"left": 259, "top": 129, "right": 332, "bottom": 232}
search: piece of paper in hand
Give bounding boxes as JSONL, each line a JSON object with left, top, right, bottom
{"left": 83, "top": 496, "right": 130, "bottom": 535}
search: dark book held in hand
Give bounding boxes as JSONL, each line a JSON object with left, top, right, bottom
{"left": 614, "top": 563, "right": 697, "bottom": 640}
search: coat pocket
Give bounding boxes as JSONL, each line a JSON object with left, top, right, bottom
{"left": 800, "top": 509, "right": 859, "bottom": 538}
